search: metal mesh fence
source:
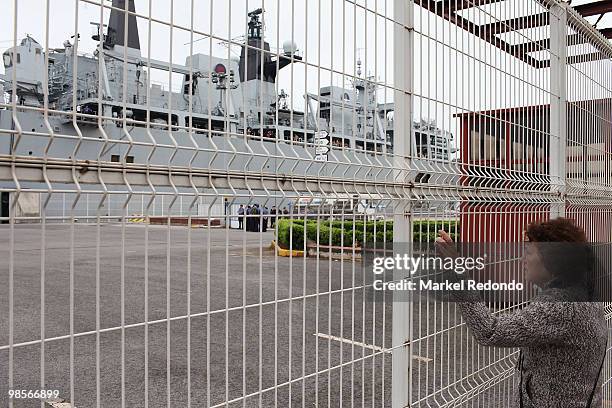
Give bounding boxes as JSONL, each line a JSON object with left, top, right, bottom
{"left": 0, "top": 0, "right": 611, "bottom": 407}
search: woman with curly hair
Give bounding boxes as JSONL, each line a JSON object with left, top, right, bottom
{"left": 437, "top": 218, "right": 607, "bottom": 408}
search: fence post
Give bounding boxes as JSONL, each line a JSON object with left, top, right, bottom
{"left": 549, "top": 2, "right": 568, "bottom": 218}
{"left": 392, "top": 0, "right": 414, "bottom": 405}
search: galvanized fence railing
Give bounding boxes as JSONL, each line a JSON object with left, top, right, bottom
{"left": 0, "top": 0, "right": 611, "bottom": 407}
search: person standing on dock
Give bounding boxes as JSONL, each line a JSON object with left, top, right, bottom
{"left": 270, "top": 206, "right": 277, "bottom": 228}
{"left": 238, "top": 204, "right": 245, "bottom": 230}
{"left": 252, "top": 204, "right": 260, "bottom": 232}
{"left": 262, "top": 206, "right": 269, "bottom": 232}
{"left": 246, "top": 205, "right": 253, "bottom": 231}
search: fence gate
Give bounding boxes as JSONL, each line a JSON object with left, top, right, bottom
{"left": 0, "top": 0, "right": 611, "bottom": 407}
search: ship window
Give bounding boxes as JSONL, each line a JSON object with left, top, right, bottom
{"left": 111, "top": 155, "right": 120, "bottom": 162}
{"left": 183, "top": 74, "right": 198, "bottom": 95}
{"left": 15, "top": 53, "right": 20, "bottom": 63}
{"left": 2, "top": 52, "right": 11, "bottom": 68}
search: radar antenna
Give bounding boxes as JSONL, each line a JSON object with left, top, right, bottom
{"left": 247, "top": 8, "right": 264, "bottom": 39}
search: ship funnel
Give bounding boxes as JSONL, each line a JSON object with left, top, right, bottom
{"left": 107, "top": 0, "right": 141, "bottom": 51}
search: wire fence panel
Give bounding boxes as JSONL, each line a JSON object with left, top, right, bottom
{"left": 0, "top": 0, "right": 611, "bottom": 407}
{"left": 408, "top": 0, "right": 612, "bottom": 407}
{"left": 564, "top": 5, "right": 612, "bottom": 406}
{"left": 0, "top": 0, "right": 402, "bottom": 406}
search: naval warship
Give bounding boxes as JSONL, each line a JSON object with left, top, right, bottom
{"left": 0, "top": 0, "right": 456, "bottom": 218}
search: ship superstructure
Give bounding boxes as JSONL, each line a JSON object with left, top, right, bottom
{"left": 0, "top": 0, "right": 455, "bottom": 182}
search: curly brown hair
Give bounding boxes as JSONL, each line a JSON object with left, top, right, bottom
{"left": 525, "top": 218, "right": 595, "bottom": 297}
{"left": 525, "top": 217, "right": 587, "bottom": 243}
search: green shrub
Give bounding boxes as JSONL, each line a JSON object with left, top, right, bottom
{"left": 276, "top": 219, "right": 305, "bottom": 249}
{"left": 275, "top": 218, "right": 460, "bottom": 248}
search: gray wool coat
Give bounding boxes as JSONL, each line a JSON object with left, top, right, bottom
{"left": 456, "top": 285, "right": 608, "bottom": 408}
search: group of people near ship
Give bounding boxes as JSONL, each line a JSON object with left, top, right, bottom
{"left": 237, "top": 204, "right": 290, "bottom": 232}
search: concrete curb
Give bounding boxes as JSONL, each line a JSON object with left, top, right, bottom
{"left": 271, "top": 240, "right": 305, "bottom": 257}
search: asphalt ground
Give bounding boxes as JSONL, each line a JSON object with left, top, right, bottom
{"left": 0, "top": 223, "right": 515, "bottom": 407}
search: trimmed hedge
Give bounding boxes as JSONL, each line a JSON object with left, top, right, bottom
{"left": 275, "top": 219, "right": 459, "bottom": 249}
